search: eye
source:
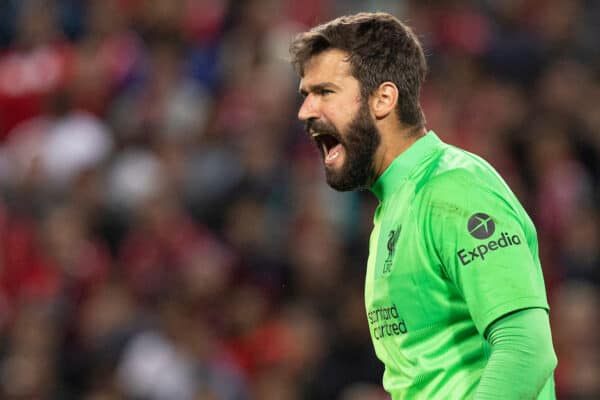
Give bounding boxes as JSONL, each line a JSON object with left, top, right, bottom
{"left": 320, "top": 89, "right": 334, "bottom": 96}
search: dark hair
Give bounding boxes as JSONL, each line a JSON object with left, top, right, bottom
{"left": 290, "top": 12, "right": 427, "bottom": 128}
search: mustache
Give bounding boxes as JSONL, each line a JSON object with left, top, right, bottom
{"left": 305, "top": 119, "right": 341, "bottom": 140}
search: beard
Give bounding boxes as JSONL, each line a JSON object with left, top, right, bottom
{"left": 306, "top": 101, "right": 381, "bottom": 191}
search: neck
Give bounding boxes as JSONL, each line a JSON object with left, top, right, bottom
{"left": 372, "top": 125, "right": 426, "bottom": 180}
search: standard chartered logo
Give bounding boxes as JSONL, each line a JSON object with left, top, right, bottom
{"left": 367, "top": 304, "right": 408, "bottom": 340}
{"left": 458, "top": 213, "right": 523, "bottom": 266}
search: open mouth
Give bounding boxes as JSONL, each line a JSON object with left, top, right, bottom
{"left": 311, "top": 131, "right": 343, "bottom": 161}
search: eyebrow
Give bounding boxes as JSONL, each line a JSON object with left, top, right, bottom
{"left": 298, "top": 82, "right": 340, "bottom": 97}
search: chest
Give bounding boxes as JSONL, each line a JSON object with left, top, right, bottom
{"left": 364, "top": 190, "right": 464, "bottom": 334}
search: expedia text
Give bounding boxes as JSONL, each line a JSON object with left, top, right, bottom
{"left": 457, "top": 232, "right": 522, "bottom": 266}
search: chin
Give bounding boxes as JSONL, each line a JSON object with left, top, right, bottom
{"left": 326, "top": 181, "right": 356, "bottom": 192}
{"left": 326, "top": 164, "right": 376, "bottom": 191}
{"left": 325, "top": 173, "right": 360, "bottom": 192}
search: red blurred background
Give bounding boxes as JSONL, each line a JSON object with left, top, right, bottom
{"left": 0, "top": 0, "right": 598, "bottom": 399}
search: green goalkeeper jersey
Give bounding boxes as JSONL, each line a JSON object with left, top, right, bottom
{"left": 365, "top": 131, "right": 555, "bottom": 399}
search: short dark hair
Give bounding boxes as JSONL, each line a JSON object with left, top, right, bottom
{"left": 290, "top": 12, "right": 427, "bottom": 128}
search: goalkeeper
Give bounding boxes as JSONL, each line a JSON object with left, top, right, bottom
{"left": 290, "top": 12, "right": 557, "bottom": 399}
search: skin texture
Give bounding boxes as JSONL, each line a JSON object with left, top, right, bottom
{"left": 304, "top": 99, "right": 381, "bottom": 191}
{"left": 298, "top": 48, "right": 426, "bottom": 190}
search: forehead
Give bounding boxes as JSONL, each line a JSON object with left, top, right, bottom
{"left": 299, "top": 49, "right": 355, "bottom": 88}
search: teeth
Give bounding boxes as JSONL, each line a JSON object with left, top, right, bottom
{"left": 321, "top": 141, "right": 328, "bottom": 155}
{"left": 326, "top": 148, "right": 340, "bottom": 162}
{"left": 310, "top": 130, "right": 327, "bottom": 153}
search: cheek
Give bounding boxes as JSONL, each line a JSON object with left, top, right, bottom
{"left": 327, "top": 99, "right": 361, "bottom": 131}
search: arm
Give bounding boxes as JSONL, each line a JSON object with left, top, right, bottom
{"left": 475, "top": 308, "right": 557, "bottom": 399}
{"left": 421, "top": 171, "right": 557, "bottom": 397}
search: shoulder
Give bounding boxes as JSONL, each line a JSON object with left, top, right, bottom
{"left": 418, "top": 145, "right": 499, "bottom": 196}
{"left": 413, "top": 145, "right": 518, "bottom": 219}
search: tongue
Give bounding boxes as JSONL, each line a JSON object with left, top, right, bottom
{"left": 325, "top": 143, "right": 343, "bottom": 165}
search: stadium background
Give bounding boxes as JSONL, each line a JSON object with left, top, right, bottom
{"left": 0, "top": 0, "right": 598, "bottom": 398}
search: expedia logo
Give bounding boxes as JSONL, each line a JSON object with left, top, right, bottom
{"left": 457, "top": 232, "right": 523, "bottom": 266}
{"left": 468, "top": 213, "right": 495, "bottom": 239}
{"left": 459, "top": 213, "right": 522, "bottom": 266}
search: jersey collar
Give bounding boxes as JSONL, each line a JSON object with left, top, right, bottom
{"left": 370, "top": 131, "right": 442, "bottom": 202}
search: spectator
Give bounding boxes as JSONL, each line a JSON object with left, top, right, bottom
{"left": 0, "top": 1, "right": 598, "bottom": 398}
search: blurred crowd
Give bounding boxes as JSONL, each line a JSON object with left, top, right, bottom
{"left": 0, "top": 0, "right": 598, "bottom": 399}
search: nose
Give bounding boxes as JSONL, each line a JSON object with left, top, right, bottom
{"left": 298, "top": 94, "right": 319, "bottom": 121}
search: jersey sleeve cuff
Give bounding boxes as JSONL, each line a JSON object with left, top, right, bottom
{"left": 476, "top": 296, "right": 549, "bottom": 337}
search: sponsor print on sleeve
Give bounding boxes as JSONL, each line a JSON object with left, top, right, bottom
{"left": 457, "top": 213, "right": 523, "bottom": 266}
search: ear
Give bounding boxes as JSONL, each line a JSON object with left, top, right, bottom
{"left": 370, "top": 82, "right": 398, "bottom": 119}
